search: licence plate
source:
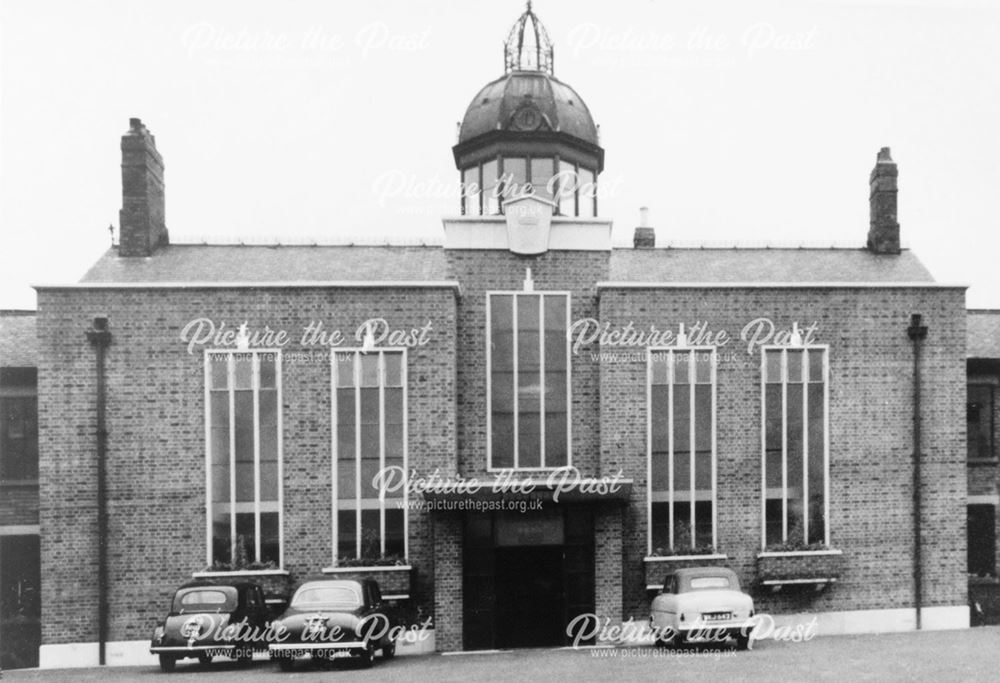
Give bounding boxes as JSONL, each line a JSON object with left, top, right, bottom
{"left": 702, "top": 612, "right": 733, "bottom": 622}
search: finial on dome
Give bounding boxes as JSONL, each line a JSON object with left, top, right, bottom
{"left": 504, "top": 2, "right": 554, "bottom": 74}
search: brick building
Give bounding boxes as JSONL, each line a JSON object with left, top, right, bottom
{"left": 31, "top": 5, "right": 972, "bottom": 668}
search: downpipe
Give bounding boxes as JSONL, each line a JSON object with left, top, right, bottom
{"left": 86, "top": 316, "right": 112, "bottom": 664}
{"left": 907, "top": 313, "right": 927, "bottom": 630}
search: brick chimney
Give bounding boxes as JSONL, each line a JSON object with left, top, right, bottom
{"left": 633, "top": 206, "right": 655, "bottom": 248}
{"left": 118, "top": 118, "right": 167, "bottom": 257}
{"left": 868, "top": 147, "right": 899, "bottom": 255}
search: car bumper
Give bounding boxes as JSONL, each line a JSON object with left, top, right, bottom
{"left": 269, "top": 641, "right": 367, "bottom": 655}
{"left": 678, "top": 620, "right": 757, "bottom": 638}
{"left": 150, "top": 644, "right": 235, "bottom": 654}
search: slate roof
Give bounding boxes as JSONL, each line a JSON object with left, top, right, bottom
{"left": 968, "top": 310, "right": 1000, "bottom": 359}
{"left": 0, "top": 311, "right": 37, "bottom": 367}
{"left": 80, "top": 245, "right": 451, "bottom": 283}
{"left": 75, "top": 243, "right": 939, "bottom": 286}
{"left": 607, "top": 248, "right": 935, "bottom": 283}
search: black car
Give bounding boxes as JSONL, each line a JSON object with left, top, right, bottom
{"left": 268, "top": 578, "right": 398, "bottom": 671}
{"left": 150, "top": 580, "right": 271, "bottom": 672}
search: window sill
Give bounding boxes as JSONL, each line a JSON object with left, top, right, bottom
{"left": 322, "top": 565, "right": 412, "bottom": 573}
{"left": 0, "top": 479, "right": 39, "bottom": 488}
{"left": 191, "top": 569, "right": 289, "bottom": 578}
{"left": 644, "top": 554, "right": 728, "bottom": 563}
{"left": 757, "top": 549, "right": 842, "bottom": 559}
{"left": 967, "top": 458, "right": 999, "bottom": 466}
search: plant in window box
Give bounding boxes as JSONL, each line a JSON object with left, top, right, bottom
{"left": 756, "top": 521, "right": 843, "bottom": 587}
{"left": 196, "top": 535, "right": 291, "bottom": 603}
{"left": 644, "top": 523, "right": 725, "bottom": 587}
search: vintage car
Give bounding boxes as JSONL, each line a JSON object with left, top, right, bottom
{"left": 150, "top": 580, "right": 271, "bottom": 672}
{"left": 268, "top": 577, "right": 397, "bottom": 671}
{"left": 649, "top": 567, "right": 756, "bottom": 650}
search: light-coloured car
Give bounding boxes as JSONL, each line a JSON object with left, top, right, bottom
{"left": 649, "top": 567, "right": 756, "bottom": 650}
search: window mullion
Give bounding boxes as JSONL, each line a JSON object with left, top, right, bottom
{"left": 645, "top": 348, "right": 653, "bottom": 556}
{"left": 227, "top": 354, "right": 236, "bottom": 565}
{"left": 688, "top": 350, "right": 695, "bottom": 545}
{"left": 710, "top": 350, "right": 717, "bottom": 549}
{"left": 354, "top": 351, "right": 362, "bottom": 559}
{"left": 402, "top": 349, "right": 409, "bottom": 560}
{"left": 802, "top": 350, "right": 810, "bottom": 546}
{"left": 512, "top": 295, "right": 519, "bottom": 469}
{"left": 330, "top": 354, "right": 338, "bottom": 566}
{"left": 539, "top": 295, "right": 546, "bottom": 468}
{"left": 204, "top": 352, "right": 212, "bottom": 567}
{"left": 253, "top": 353, "right": 261, "bottom": 563}
{"left": 781, "top": 348, "right": 788, "bottom": 543}
{"left": 379, "top": 351, "right": 386, "bottom": 557}
{"left": 667, "top": 350, "right": 674, "bottom": 549}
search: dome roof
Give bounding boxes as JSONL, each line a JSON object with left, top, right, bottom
{"left": 457, "top": 71, "right": 599, "bottom": 147}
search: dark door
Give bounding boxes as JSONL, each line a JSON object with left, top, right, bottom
{"left": 494, "top": 546, "right": 564, "bottom": 648}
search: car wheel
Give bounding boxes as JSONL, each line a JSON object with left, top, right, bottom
{"left": 277, "top": 656, "right": 295, "bottom": 672}
{"left": 158, "top": 654, "right": 176, "bottom": 672}
{"left": 382, "top": 639, "right": 396, "bottom": 660}
{"left": 359, "top": 641, "right": 376, "bottom": 668}
{"left": 197, "top": 653, "right": 212, "bottom": 666}
{"left": 736, "top": 634, "right": 752, "bottom": 651}
{"left": 672, "top": 631, "right": 687, "bottom": 649}
{"left": 235, "top": 649, "right": 253, "bottom": 666}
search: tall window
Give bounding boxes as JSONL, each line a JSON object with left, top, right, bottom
{"left": 0, "top": 368, "right": 38, "bottom": 483}
{"left": 333, "top": 349, "right": 407, "bottom": 561}
{"left": 762, "top": 347, "right": 828, "bottom": 548}
{"left": 648, "top": 349, "right": 716, "bottom": 553}
{"left": 488, "top": 292, "right": 570, "bottom": 470}
{"left": 968, "top": 384, "right": 996, "bottom": 460}
{"left": 460, "top": 157, "right": 560, "bottom": 215}
{"left": 206, "top": 351, "right": 283, "bottom": 567}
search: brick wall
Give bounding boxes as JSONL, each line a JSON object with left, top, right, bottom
{"left": 596, "top": 287, "right": 968, "bottom": 619}
{"left": 36, "top": 287, "right": 456, "bottom": 645}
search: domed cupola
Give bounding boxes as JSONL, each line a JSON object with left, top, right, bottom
{"left": 454, "top": 2, "right": 604, "bottom": 217}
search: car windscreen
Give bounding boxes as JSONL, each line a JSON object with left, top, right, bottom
{"left": 173, "top": 588, "right": 237, "bottom": 612}
{"left": 291, "top": 586, "right": 362, "bottom": 609}
{"left": 687, "top": 576, "right": 731, "bottom": 590}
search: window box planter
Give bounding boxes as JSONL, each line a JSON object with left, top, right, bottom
{"left": 643, "top": 554, "right": 729, "bottom": 591}
{"left": 322, "top": 564, "right": 413, "bottom": 600}
{"left": 755, "top": 549, "right": 844, "bottom": 592}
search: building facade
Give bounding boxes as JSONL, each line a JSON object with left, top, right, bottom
{"left": 32, "top": 6, "right": 971, "bottom": 668}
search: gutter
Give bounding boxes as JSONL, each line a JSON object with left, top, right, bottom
{"left": 907, "top": 313, "right": 928, "bottom": 630}
{"left": 85, "top": 316, "right": 112, "bottom": 664}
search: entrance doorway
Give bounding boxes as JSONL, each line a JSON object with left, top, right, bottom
{"left": 462, "top": 505, "right": 595, "bottom": 650}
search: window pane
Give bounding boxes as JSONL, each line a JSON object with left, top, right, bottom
{"left": 674, "top": 352, "right": 691, "bottom": 385}
{"left": 671, "top": 501, "right": 692, "bottom": 546}
{"left": 361, "top": 510, "right": 380, "bottom": 557}
{"left": 212, "top": 512, "right": 231, "bottom": 565}
{"left": 544, "top": 412, "right": 567, "bottom": 467}
{"left": 234, "top": 355, "right": 252, "bottom": 389}
{"left": 360, "top": 355, "right": 380, "bottom": 387}
{"left": 807, "top": 383, "right": 826, "bottom": 544}
{"left": 260, "top": 512, "right": 280, "bottom": 565}
{"left": 544, "top": 371, "right": 567, "bottom": 411}
{"left": 483, "top": 159, "right": 500, "bottom": 214}
{"left": 786, "top": 383, "right": 804, "bottom": 541}
{"left": 577, "top": 168, "right": 595, "bottom": 217}
{"left": 338, "top": 510, "right": 357, "bottom": 559}
{"left": 233, "top": 391, "right": 254, "bottom": 502}
{"left": 384, "top": 353, "right": 403, "bottom": 386}
{"left": 557, "top": 160, "right": 576, "bottom": 215}
{"left": 694, "top": 351, "right": 713, "bottom": 384}
{"left": 694, "top": 501, "right": 713, "bottom": 548}
{"left": 808, "top": 349, "right": 824, "bottom": 383}
{"left": 491, "top": 296, "right": 514, "bottom": 371}
{"left": 338, "top": 456, "right": 356, "bottom": 499}
{"left": 968, "top": 385, "right": 994, "bottom": 460}
{"left": 764, "top": 385, "right": 782, "bottom": 488}
{"left": 210, "top": 356, "right": 229, "bottom": 389}
{"left": 210, "top": 392, "right": 230, "bottom": 501}
{"left": 787, "top": 350, "right": 804, "bottom": 383}
{"left": 503, "top": 157, "right": 527, "bottom": 200}
{"left": 765, "top": 351, "right": 782, "bottom": 383}
{"left": 335, "top": 353, "right": 355, "bottom": 387}
{"left": 694, "top": 384, "right": 712, "bottom": 454}
{"left": 651, "top": 386, "right": 669, "bottom": 491}
{"left": 531, "top": 157, "right": 554, "bottom": 198}
{"left": 236, "top": 513, "right": 255, "bottom": 564}
{"left": 492, "top": 413, "right": 514, "bottom": 468}
{"left": 385, "top": 509, "right": 405, "bottom": 558}
{"left": 259, "top": 390, "right": 278, "bottom": 501}
{"left": 259, "top": 355, "right": 276, "bottom": 388}
{"left": 650, "top": 351, "right": 669, "bottom": 385}
{"left": 519, "top": 412, "right": 541, "bottom": 468}
{"left": 463, "top": 166, "right": 480, "bottom": 215}
{"left": 651, "top": 503, "right": 669, "bottom": 553}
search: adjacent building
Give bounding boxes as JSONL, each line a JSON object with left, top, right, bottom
{"left": 28, "top": 5, "right": 973, "bottom": 668}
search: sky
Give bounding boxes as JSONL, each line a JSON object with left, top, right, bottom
{"left": 1, "top": 0, "right": 998, "bottom": 309}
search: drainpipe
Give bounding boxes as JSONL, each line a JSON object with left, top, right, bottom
{"left": 907, "top": 313, "right": 927, "bottom": 630}
{"left": 86, "top": 316, "right": 112, "bottom": 664}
